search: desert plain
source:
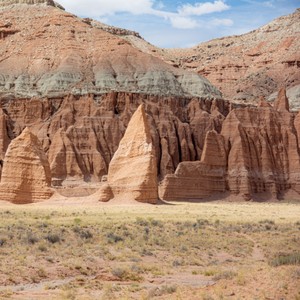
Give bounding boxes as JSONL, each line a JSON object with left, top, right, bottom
{"left": 0, "top": 198, "right": 299, "bottom": 300}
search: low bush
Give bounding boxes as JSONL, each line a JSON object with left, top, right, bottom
{"left": 270, "top": 252, "right": 300, "bottom": 267}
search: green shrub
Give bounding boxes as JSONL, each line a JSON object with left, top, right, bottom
{"left": 270, "top": 252, "right": 300, "bottom": 267}
{"left": 45, "top": 234, "right": 60, "bottom": 244}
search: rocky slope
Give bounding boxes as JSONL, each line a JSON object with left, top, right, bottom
{"left": 167, "top": 9, "right": 300, "bottom": 107}
{"left": 0, "top": 1, "right": 220, "bottom": 99}
{"left": 122, "top": 9, "right": 300, "bottom": 109}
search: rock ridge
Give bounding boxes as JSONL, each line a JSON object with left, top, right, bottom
{"left": 0, "top": 0, "right": 56, "bottom": 7}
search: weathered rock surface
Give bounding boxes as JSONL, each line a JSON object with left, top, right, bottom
{"left": 0, "top": 3, "right": 220, "bottom": 99}
{"left": 0, "top": 127, "right": 53, "bottom": 204}
{"left": 0, "top": 0, "right": 55, "bottom": 7}
{"left": 159, "top": 130, "right": 227, "bottom": 201}
{"left": 0, "top": 92, "right": 228, "bottom": 185}
{"left": 131, "top": 9, "right": 300, "bottom": 109}
{"left": 268, "top": 84, "right": 300, "bottom": 111}
{"left": 159, "top": 88, "right": 300, "bottom": 201}
{"left": 0, "top": 2, "right": 299, "bottom": 202}
{"left": 107, "top": 104, "right": 158, "bottom": 204}
{"left": 0, "top": 87, "right": 299, "bottom": 201}
{"left": 92, "top": 183, "right": 113, "bottom": 202}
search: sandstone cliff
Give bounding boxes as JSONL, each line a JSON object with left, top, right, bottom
{"left": 170, "top": 9, "right": 300, "bottom": 107}
{"left": 0, "top": 127, "right": 53, "bottom": 203}
{"left": 0, "top": 88, "right": 298, "bottom": 201}
{"left": 160, "top": 89, "right": 300, "bottom": 201}
{"left": 160, "top": 130, "right": 227, "bottom": 201}
{"left": 0, "top": 92, "right": 228, "bottom": 184}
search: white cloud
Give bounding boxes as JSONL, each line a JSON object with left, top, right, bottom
{"left": 178, "top": 0, "right": 230, "bottom": 16}
{"left": 169, "top": 16, "right": 199, "bottom": 29}
{"left": 58, "top": 0, "right": 232, "bottom": 30}
{"left": 58, "top": 0, "right": 155, "bottom": 16}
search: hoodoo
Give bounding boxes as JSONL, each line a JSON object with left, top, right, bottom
{"left": 107, "top": 104, "right": 158, "bottom": 204}
{"left": 0, "top": 128, "right": 53, "bottom": 204}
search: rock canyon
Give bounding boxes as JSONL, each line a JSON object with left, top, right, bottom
{"left": 0, "top": 1, "right": 299, "bottom": 203}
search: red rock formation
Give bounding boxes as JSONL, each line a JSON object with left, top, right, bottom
{"left": 91, "top": 183, "right": 113, "bottom": 202}
{"left": 221, "top": 102, "right": 300, "bottom": 200}
{"left": 273, "top": 87, "right": 290, "bottom": 111}
{"left": 0, "top": 92, "right": 228, "bottom": 185}
{"left": 137, "top": 9, "right": 299, "bottom": 108}
{"left": 159, "top": 94, "right": 300, "bottom": 201}
{"left": 0, "top": 128, "right": 53, "bottom": 203}
{"left": 107, "top": 104, "right": 158, "bottom": 204}
{"left": 159, "top": 130, "right": 227, "bottom": 201}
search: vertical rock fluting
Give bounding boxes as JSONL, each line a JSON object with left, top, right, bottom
{"left": 107, "top": 104, "right": 158, "bottom": 204}
{"left": 0, "top": 89, "right": 299, "bottom": 201}
{"left": 0, "top": 127, "right": 53, "bottom": 203}
{"left": 0, "top": 93, "right": 227, "bottom": 184}
{"left": 160, "top": 88, "right": 300, "bottom": 201}
{"left": 159, "top": 130, "right": 227, "bottom": 201}
{"left": 221, "top": 88, "right": 300, "bottom": 200}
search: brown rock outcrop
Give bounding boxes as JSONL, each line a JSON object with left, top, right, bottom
{"left": 221, "top": 104, "right": 300, "bottom": 200}
{"left": 0, "top": 92, "right": 228, "bottom": 185}
{"left": 0, "top": 127, "right": 53, "bottom": 203}
{"left": 136, "top": 9, "right": 300, "bottom": 108}
{"left": 92, "top": 183, "right": 113, "bottom": 202}
{"left": 107, "top": 104, "right": 158, "bottom": 204}
{"left": 0, "top": 0, "right": 56, "bottom": 7}
{"left": 159, "top": 130, "right": 227, "bottom": 201}
{"left": 273, "top": 87, "right": 290, "bottom": 111}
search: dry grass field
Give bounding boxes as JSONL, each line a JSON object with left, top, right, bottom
{"left": 0, "top": 200, "right": 299, "bottom": 299}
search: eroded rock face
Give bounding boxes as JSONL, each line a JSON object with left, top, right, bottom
{"left": 0, "top": 93, "right": 228, "bottom": 184}
{"left": 107, "top": 104, "right": 158, "bottom": 204}
{"left": 1, "top": 88, "right": 299, "bottom": 201}
{"left": 220, "top": 90, "right": 300, "bottom": 200}
{"left": 159, "top": 130, "right": 227, "bottom": 201}
{"left": 0, "top": 4, "right": 220, "bottom": 99}
{"left": 0, "top": 0, "right": 56, "bottom": 7}
{"left": 0, "top": 128, "right": 52, "bottom": 204}
{"left": 159, "top": 88, "right": 300, "bottom": 201}
{"left": 142, "top": 9, "right": 300, "bottom": 108}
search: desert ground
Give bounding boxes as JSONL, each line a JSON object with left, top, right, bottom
{"left": 0, "top": 198, "right": 299, "bottom": 300}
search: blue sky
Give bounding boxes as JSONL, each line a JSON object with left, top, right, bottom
{"left": 58, "top": 0, "right": 300, "bottom": 48}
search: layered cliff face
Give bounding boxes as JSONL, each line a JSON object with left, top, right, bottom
{"left": 169, "top": 9, "right": 300, "bottom": 107}
{"left": 0, "top": 92, "right": 229, "bottom": 184}
{"left": 0, "top": 87, "right": 299, "bottom": 200}
{"left": 160, "top": 130, "right": 227, "bottom": 201}
{"left": 128, "top": 9, "right": 299, "bottom": 109}
{"left": 0, "top": 2, "right": 299, "bottom": 202}
{"left": 159, "top": 89, "right": 300, "bottom": 201}
{"left": 0, "top": 3, "right": 220, "bottom": 99}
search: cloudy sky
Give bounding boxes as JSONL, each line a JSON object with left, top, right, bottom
{"left": 58, "top": 0, "right": 299, "bottom": 48}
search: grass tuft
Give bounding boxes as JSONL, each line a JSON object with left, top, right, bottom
{"left": 270, "top": 252, "right": 300, "bottom": 267}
